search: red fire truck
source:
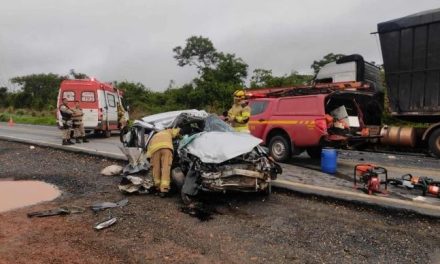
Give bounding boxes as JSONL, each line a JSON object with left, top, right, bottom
{"left": 247, "top": 82, "right": 382, "bottom": 162}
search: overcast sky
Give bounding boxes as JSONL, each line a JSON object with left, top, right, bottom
{"left": 1, "top": 0, "right": 439, "bottom": 91}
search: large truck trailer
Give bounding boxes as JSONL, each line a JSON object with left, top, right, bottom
{"left": 378, "top": 8, "right": 440, "bottom": 157}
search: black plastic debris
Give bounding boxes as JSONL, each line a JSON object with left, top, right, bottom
{"left": 180, "top": 203, "right": 214, "bottom": 222}
{"left": 27, "top": 206, "right": 85, "bottom": 218}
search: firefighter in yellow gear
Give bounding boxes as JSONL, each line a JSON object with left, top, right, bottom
{"left": 228, "top": 90, "right": 251, "bottom": 133}
{"left": 146, "top": 128, "right": 181, "bottom": 196}
{"left": 117, "top": 102, "right": 127, "bottom": 129}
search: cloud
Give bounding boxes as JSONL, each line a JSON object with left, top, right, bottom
{"left": 0, "top": 0, "right": 439, "bottom": 90}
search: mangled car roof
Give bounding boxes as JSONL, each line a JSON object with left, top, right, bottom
{"left": 140, "top": 109, "right": 208, "bottom": 130}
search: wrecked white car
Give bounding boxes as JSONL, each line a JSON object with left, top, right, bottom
{"left": 120, "top": 110, "right": 282, "bottom": 203}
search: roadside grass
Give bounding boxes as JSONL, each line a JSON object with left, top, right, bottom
{"left": 0, "top": 108, "right": 57, "bottom": 125}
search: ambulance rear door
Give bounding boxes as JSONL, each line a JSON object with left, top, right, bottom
{"left": 80, "top": 90, "right": 99, "bottom": 129}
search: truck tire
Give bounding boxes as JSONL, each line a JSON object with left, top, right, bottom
{"left": 269, "top": 135, "right": 291, "bottom": 162}
{"left": 428, "top": 129, "right": 440, "bottom": 158}
{"left": 306, "top": 146, "right": 322, "bottom": 159}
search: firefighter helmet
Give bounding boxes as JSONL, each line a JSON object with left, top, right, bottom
{"left": 233, "top": 90, "right": 245, "bottom": 99}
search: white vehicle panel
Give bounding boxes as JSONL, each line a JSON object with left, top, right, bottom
{"left": 316, "top": 61, "right": 357, "bottom": 82}
{"left": 82, "top": 109, "right": 99, "bottom": 128}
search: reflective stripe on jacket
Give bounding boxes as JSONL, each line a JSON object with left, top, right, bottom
{"left": 146, "top": 128, "right": 180, "bottom": 158}
{"left": 228, "top": 104, "right": 251, "bottom": 132}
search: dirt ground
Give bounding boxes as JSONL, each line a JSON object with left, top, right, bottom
{"left": 1, "top": 140, "right": 440, "bottom": 264}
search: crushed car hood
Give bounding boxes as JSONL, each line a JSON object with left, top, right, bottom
{"left": 179, "top": 131, "right": 263, "bottom": 164}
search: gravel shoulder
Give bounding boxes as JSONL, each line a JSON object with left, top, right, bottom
{"left": 1, "top": 140, "right": 440, "bottom": 264}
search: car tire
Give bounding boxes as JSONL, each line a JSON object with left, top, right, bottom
{"left": 262, "top": 182, "right": 272, "bottom": 196}
{"left": 269, "top": 135, "right": 291, "bottom": 162}
{"left": 171, "top": 167, "right": 185, "bottom": 190}
{"left": 306, "top": 146, "right": 322, "bottom": 159}
{"left": 181, "top": 191, "right": 195, "bottom": 206}
{"left": 428, "top": 129, "right": 440, "bottom": 158}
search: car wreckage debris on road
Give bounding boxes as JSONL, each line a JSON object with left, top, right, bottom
{"left": 119, "top": 110, "right": 282, "bottom": 204}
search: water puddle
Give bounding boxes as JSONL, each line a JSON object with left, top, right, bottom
{"left": 0, "top": 180, "right": 61, "bottom": 213}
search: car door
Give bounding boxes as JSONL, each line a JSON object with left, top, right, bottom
{"left": 249, "top": 100, "right": 270, "bottom": 139}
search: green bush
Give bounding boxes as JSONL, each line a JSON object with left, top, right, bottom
{"left": 0, "top": 113, "right": 7, "bottom": 122}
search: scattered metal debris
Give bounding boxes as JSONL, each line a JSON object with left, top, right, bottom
{"left": 94, "top": 217, "right": 117, "bottom": 230}
{"left": 119, "top": 147, "right": 150, "bottom": 175}
{"left": 27, "top": 206, "right": 85, "bottom": 218}
{"left": 90, "top": 198, "right": 128, "bottom": 212}
{"left": 118, "top": 175, "right": 154, "bottom": 194}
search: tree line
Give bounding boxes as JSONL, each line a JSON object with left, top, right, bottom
{"left": 0, "top": 36, "right": 340, "bottom": 117}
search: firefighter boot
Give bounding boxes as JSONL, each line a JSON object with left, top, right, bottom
{"left": 67, "top": 139, "right": 75, "bottom": 145}
{"left": 75, "top": 137, "right": 82, "bottom": 143}
{"left": 62, "top": 139, "right": 69, "bottom": 145}
{"left": 82, "top": 137, "right": 89, "bottom": 143}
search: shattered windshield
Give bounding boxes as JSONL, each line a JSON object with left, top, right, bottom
{"left": 203, "top": 115, "right": 234, "bottom": 132}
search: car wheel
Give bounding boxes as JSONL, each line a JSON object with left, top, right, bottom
{"left": 306, "top": 146, "right": 322, "bottom": 159}
{"left": 269, "top": 135, "right": 291, "bottom": 162}
{"left": 428, "top": 129, "right": 440, "bottom": 158}
{"left": 171, "top": 167, "right": 185, "bottom": 190}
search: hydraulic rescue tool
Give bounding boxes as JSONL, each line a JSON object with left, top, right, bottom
{"left": 353, "top": 164, "right": 388, "bottom": 195}
{"left": 387, "top": 174, "right": 440, "bottom": 198}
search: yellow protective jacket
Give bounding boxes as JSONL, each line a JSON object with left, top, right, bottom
{"left": 117, "top": 104, "right": 125, "bottom": 120}
{"left": 228, "top": 103, "right": 251, "bottom": 132}
{"left": 146, "top": 128, "right": 180, "bottom": 158}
